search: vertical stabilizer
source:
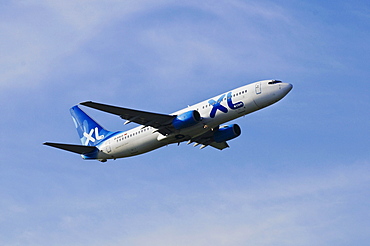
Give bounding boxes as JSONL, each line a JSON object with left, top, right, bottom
{"left": 70, "top": 106, "right": 112, "bottom": 146}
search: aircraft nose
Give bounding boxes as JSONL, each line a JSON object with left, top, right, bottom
{"left": 283, "top": 83, "right": 293, "bottom": 94}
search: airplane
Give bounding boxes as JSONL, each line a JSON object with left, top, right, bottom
{"left": 44, "top": 80, "right": 292, "bottom": 162}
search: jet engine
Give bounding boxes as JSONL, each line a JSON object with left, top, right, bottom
{"left": 213, "top": 124, "right": 241, "bottom": 143}
{"left": 172, "top": 110, "right": 201, "bottom": 130}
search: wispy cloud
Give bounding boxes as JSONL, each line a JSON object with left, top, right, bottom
{"left": 0, "top": 0, "right": 307, "bottom": 94}
{"left": 1, "top": 1, "right": 369, "bottom": 245}
{"left": 114, "top": 162, "right": 369, "bottom": 246}
{"left": 0, "top": 0, "right": 166, "bottom": 91}
{"left": 1, "top": 160, "right": 367, "bottom": 246}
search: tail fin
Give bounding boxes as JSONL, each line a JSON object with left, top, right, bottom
{"left": 70, "top": 105, "right": 112, "bottom": 146}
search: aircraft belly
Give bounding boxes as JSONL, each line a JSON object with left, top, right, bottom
{"left": 114, "top": 133, "right": 165, "bottom": 158}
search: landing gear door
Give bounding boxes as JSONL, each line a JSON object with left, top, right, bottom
{"left": 255, "top": 82, "right": 261, "bottom": 94}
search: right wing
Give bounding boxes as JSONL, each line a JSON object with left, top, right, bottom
{"left": 80, "top": 101, "right": 176, "bottom": 135}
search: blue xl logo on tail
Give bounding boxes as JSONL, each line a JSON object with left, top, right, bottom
{"left": 83, "top": 127, "right": 104, "bottom": 145}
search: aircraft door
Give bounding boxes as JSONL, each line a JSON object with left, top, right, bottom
{"left": 255, "top": 82, "right": 261, "bottom": 94}
{"left": 105, "top": 140, "right": 111, "bottom": 153}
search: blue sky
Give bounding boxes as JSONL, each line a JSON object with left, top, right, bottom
{"left": 1, "top": 0, "right": 369, "bottom": 245}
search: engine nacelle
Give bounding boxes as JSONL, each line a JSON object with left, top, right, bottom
{"left": 213, "top": 124, "right": 241, "bottom": 143}
{"left": 172, "top": 110, "right": 201, "bottom": 130}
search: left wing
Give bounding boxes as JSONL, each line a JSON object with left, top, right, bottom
{"left": 80, "top": 101, "right": 176, "bottom": 135}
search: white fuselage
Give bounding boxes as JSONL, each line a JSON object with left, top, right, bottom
{"left": 91, "top": 80, "right": 292, "bottom": 160}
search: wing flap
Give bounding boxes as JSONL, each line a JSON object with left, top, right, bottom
{"left": 209, "top": 141, "right": 229, "bottom": 150}
{"left": 44, "top": 142, "right": 97, "bottom": 155}
{"left": 190, "top": 128, "right": 230, "bottom": 150}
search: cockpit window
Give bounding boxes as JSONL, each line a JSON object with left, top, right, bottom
{"left": 268, "top": 80, "right": 282, "bottom": 84}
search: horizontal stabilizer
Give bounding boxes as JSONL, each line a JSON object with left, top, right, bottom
{"left": 43, "top": 142, "right": 97, "bottom": 155}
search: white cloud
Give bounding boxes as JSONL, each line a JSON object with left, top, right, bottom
{"left": 99, "top": 162, "right": 369, "bottom": 246}
{"left": 1, "top": 1, "right": 369, "bottom": 246}
{"left": 3, "top": 161, "right": 365, "bottom": 246}
{"left": 0, "top": 0, "right": 306, "bottom": 93}
{"left": 0, "top": 0, "right": 167, "bottom": 91}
